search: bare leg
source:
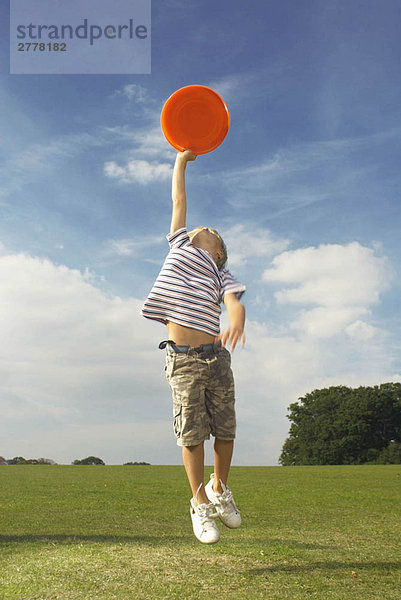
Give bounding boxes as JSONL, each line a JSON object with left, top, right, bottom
{"left": 213, "top": 438, "right": 234, "bottom": 493}
{"left": 182, "top": 442, "right": 209, "bottom": 505}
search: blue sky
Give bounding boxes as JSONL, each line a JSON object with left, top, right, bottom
{"left": 1, "top": 0, "right": 400, "bottom": 466}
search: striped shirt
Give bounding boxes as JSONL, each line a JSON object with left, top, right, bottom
{"left": 141, "top": 227, "right": 246, "bottom": 336}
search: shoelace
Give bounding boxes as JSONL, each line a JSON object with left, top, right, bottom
{"left": 194, "top": 482, "right": 218, "bottom": 527}
{"left": 195, "top": 503, "right": 219, "bottom": 527}
{"left": 212, "top": 481, "right": 240, "bottom": 514}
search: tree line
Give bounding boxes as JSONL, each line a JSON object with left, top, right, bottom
{"left": 0, "top": 457, "right": 56, "bottom": 465}
{"left": 0, "top": 456, "right": 150, "bottom": 465}
{"left": 280, "top": 382, "right": 401, "bottom": 465}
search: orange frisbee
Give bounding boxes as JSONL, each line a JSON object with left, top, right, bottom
{"left": 160, "top": 85, "right": 230, "bottom": 155}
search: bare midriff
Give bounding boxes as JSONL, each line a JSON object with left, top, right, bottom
{"left": 166, "top": 321, "right": 217, "bottom": 347}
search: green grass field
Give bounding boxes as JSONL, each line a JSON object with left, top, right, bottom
{"left": 1, "top": 464, "right": 400, "bottom": 599}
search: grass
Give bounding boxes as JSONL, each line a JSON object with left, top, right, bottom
{"left": 0, "top": 464, "right": 400, "bottom": 599}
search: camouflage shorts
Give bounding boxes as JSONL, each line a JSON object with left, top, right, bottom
{"left": 165, "top": 345, "right": 236, "bottom": 447}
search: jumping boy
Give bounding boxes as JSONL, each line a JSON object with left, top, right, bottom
{"left": 141, "top": 149, "right": 246, "bottom": 544}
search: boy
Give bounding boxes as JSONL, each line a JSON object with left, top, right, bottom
{"left": 141, "top": 149, "right": 246, "bottom": 544}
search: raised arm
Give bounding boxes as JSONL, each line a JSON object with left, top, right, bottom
{"left": 170, "top": 150, "right": 196, "bottom": 235}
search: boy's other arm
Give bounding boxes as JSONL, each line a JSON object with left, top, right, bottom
{"left": 218, "top": 293, "right": 246, "bottom": 352}
{"left": 170, "top": 150, "right": 196, "bottom": 235}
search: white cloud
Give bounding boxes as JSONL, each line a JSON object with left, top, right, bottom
{"left": 221, "top": 223, "right": 290, "bottom": 268}
{"left": 108, "top": 239, "right": 139, "bottom": 256}
{"left": 217, "top": 128, "right": 401, "bottom": 217}
{"left": 104, "top": 159, "right": 173, "bottom": 185}
{"left": 109, "top": 84, "right": 160, "bottom": 121}
{"left": 207, "top": 73, "right": 245, "bottom": 103}
{"left": 207, "top": 63, "right": 290, "bottom": 106}
{"left": 292, "top": 306, "right": 369, "bottom": 338}
{"left": 101, "top": 125, "right": 175, "bottom": 188}
{"left": 113, "top": 83, "right": 148, "bottom": 103}
{"left": 0, "top": 249, "right": 167, "bottom": 440}
{"left": 101, "top": 89, "right": 176, "bottom": 186}
{"left": 345, "top": 320, "right": 379, "bottom": 341}
{"left": 264, "top": 242, "right": 390, "bottom": 306}
{"left": 0, "top": 131, "right": 106, "bottom": 199}
{"left": 102, "top": 124, "right": 175, "bottom": 160}
{"left": 105, "top": 234, "right": 164, "bottom": 257}
{"left": 263, "top": 242, "right": 392, "bottom": 339}
{"left": 127, "top": 126, "right": 176, "bottom": 160}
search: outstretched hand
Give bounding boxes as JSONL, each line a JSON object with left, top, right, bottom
{"left": 217, "top": 328, "right": 245, "bottom": 352}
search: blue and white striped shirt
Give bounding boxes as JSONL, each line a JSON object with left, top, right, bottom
{"left": 141, "top": 227, "right": 246, "bottom": 336}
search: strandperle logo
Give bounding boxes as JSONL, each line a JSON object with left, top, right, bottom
{"left": 10, "top": 0, "right": 151, "bottom": 75}
{"left": 16, "top": 18, "right": 148, "bottom": 46}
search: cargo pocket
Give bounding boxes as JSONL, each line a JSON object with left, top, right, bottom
{"left": 165, "top": 354, "right": 175, "bottom": 380}
{"left": 173, "top": 401, "right": 182, "bottom": 439}
{"left": 215, "top": 347, "right": 233, "bottom": 380}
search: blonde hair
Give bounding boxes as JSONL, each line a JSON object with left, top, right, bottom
{"left": 188, "top": 227, "right": 227, "bottom": 270}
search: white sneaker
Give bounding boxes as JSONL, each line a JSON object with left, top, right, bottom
{"left": 205, "top": 473, "right": 242, "bottom": 529}
{"left": 190, "top": 483, "right": 220, "bottom": 544}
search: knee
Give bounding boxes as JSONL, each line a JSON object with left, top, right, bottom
{"left": 183, "top": 441, "right": 204, "bottom": 452}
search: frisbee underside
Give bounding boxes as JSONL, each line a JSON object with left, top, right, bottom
{"left": 161, "top": 85, "right": 230, "bottom": 155}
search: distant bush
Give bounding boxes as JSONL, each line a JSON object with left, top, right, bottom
{"left": 123, "top": 461, "right": 151, "bottom": 465}
{"left": 6, "top": 457, "right": 28, "bottom": 465}
{"left": 72, "top": 456, "right": 105, "bottom": 465}
{"left": 2, "top": 456, "right": 56, "bottom": 465}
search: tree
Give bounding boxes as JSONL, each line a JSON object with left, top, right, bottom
{"left": 279, "top": 383, "right": 401, "bottom": 465}
{"left": 72, "top": 456, "right": 105, "bottom": 465}
{"left": 376, "top": 441, "right": 401, "bottom": 464}
{"left": 7, "top": 456, "right": 28, "bottom": 465}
